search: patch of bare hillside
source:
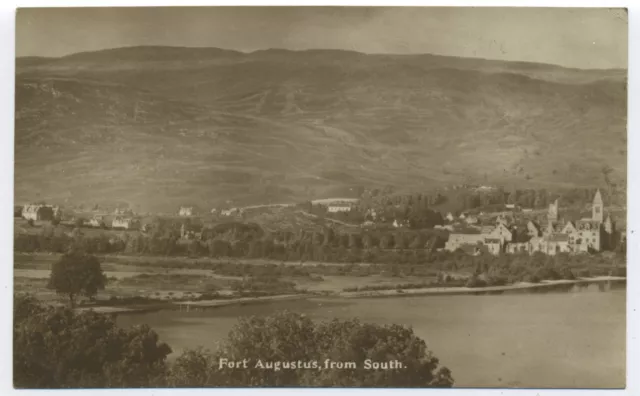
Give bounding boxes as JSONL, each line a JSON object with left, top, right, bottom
{"left": 15, "top": 47, "right": 627, "bottom": 211}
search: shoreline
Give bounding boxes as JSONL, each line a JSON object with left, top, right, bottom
{"left": 335, "top": 276, "right": 626, "bottom": 299}
{"left": 84, "top": 276, "right": 625, "bottom": 314}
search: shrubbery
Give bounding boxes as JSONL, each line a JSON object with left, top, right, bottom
{"left": 14, "top": 297, "right": 454, "bottom": 388}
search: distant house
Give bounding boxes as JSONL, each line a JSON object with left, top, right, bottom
{"left": 221, "top": 208, "right": 239, "bottom": 216}
{"left": 328, "top": 203, "right": 352, "bottom": 213}
{"left": 179, "top": 207, "right": 194, "bottom": 217}
{"left": 112, "top": 217, "right": 139, "bottom": 230}
{"left": 526, "top": 221, "right": 541, "bottom": 238}
{"left": 487, "top": 222, "right": 513, "bottom": 244}
{"left": 465, "top": 216, "right": 479, "bottom": 225}
{"left": 445, "top": 212, "right": 454, "bottom": 222}
{"left": 88, "top": 216, "right": 106, "bottom": 228}
{"left": 392, "top": 219, "right": 410, "bottom": 228}
{"left": 365, "top": 208, "right": 378, "bottom": 220}
{"left": 483, "top": 237, "right": 502, "bottom": 255}
{"left": 445, "top": 232, "right": 484, "bottom": 252}
{"left": 22, "top": 204, "right": 54, "bottom": 221}
{"left": 180, "top": 223, "right": 203, "bottom": 240}
{"left": 52, "top": 206, "right": 63, "bottom": 220}
{"left": 505, "top": 204, "right": 516, "bottom": 210}
{"left": 114, "top": 208, "right": 134, "bottom": 216}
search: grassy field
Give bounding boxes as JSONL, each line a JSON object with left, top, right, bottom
{"left": 13, "top": 252, "right": 440, "bottom": 305}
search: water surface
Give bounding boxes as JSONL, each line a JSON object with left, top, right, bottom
{"left": 117, "top": 281, "right": 626, "bottom": 388}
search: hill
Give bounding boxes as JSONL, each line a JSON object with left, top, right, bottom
{"left": 15, "top": 46, "right": 627, "bottom": 212}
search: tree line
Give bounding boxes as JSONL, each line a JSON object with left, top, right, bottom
{"left": 14, "top": 222, "right": 451, "bottom": 265}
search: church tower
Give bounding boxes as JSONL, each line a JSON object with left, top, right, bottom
{"left": 592, "top": 189, "right": 604, "bottom": 223}
{"left": 548, "top": 199, "right": 558, "bottom": 222}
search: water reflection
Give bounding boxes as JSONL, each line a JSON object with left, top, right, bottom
{"left": 497, "top": 280, "right": 625, "bottom": 295}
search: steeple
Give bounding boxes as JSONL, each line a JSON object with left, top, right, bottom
{"left": 548, "top": 199, "right": 558, "bottom": 222}
{"left": 592, "top": 189, "right": 604, "bottom": 222}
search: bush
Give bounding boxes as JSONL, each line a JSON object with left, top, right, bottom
{"left": 576, "top": 268, "right": 592, "bottom": 278}
{"left": 611, "top": 267, "right": 626, "bottom": 277}
{"left": 13, "top": 297, "right": 171, "bottom": 388}
{"left": 171, "top": 311, "right": 453, "bottom": 387}
{"left": 522, "top": 274, "right": 541, "bottom": 283}
{"left": 465, "top": 276, "right": 487, "bottom": 288}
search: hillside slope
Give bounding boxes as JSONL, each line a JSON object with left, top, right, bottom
{"left": 15, "top": 46, "right": 627, "bottom": 212}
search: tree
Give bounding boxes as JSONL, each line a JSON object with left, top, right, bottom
{"left": 170, "top": 311, "right": 453, "bottom": 387}
{"left": 13, "top": 296, "right": 171, "bottom": 388}
{"left": 47, "top": 251, "right": 107, "bottom": 307}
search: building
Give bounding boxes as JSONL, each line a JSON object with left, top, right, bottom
{"left": 328, "top": 203, "right": 352, "bottom": 213}
{"left": 112, "top": 217, "right": 140, "bottom": 230}
{"left": 392, "top": 219, "right": 409, "bottom": 228}
{"left": 526, "top": 221, "right": 541, "bottom": 238}
{"left": 487, "top": 222, "right": 513, "bottom": 244}
{"left": 22, "top": 204, "right": 54, "bottom": 221}
{"left": 445, "top": 212, "right": 455, "bottom": 222}
{"left": 88, "top": 216, "right": 106, "bottom": 228}
{"left": 221, "top": 208, "right": 240, "bottom": 216}
{"left": 179, "top": 207, "right": 194, "bottom": 217}
{"left": 445, "top": 232, "right": 485, "bottom": 252}
{"left": 114, "top": 208, "right": 134, "bottom": 216}
{"left": 180, "top": 223, "right": 203, "bottom": 240}
{"left": 465, "top": 216, "right": 479, "bottom": 225}
{"left": 505, "top": 190, "right": 614, "bottom": 255}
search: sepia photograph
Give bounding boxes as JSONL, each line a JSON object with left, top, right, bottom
{"left": 12, "top": 5, "right": 628, "bottom": 390}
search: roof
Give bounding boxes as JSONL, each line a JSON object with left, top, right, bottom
{"left": 593, "top": 189, "right": 603, "bottom": 205}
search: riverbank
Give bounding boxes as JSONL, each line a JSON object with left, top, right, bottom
{"left": 336, "top": 276, "right": 626, "bottom": 298}
{"left": 87, "top": 276, "right": 625, "bottom": 314}
{"left": 84, "top": 294, "right": 312, "bottom": 314}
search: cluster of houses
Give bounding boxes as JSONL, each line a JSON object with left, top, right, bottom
{"left": 444, "top": 190, "right": 618, "bottom": 256}
{"left": 20, "top": 204, "right": 62, "bottom": 221}
{"left": 178, "top": 206, "right": 242, "bottom": 218}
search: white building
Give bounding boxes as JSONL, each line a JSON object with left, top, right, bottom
{"left": 22, "top": 204, "right": 54, "bottom": 221}
{"left": 327, "top": 203, "right": 352, "bottom": 213}
{"left": 88, "top": 216, "right": 105, "bottom": 228}
{"left": 221, "top": 208, "right": 240, "bottom": 216}
{"left": 179, "top": 207, "right": 194, "bottom": 217}
{"left": 112, "top": 217, "right": 140, "bottom": 230}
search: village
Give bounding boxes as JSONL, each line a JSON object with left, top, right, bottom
{"left": 14, "top": 187, "right": 625, "bottom": 258}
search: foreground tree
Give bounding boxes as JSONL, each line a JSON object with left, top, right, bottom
{"left": 47, "top": 251, "right": 107, "bottom": 307}
{"left": 13, "top": 294, "right": 172, "bottom": 388}
{"left": 168, "top": 311, "right": 454, "bottom": 387}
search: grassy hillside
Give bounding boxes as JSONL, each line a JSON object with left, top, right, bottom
{"left": 15, "top": 46, "right": 627, "bottom": 212}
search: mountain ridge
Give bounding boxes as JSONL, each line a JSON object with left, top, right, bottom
{"left": 15, "top": 46, "right": 627, "bottom": 212}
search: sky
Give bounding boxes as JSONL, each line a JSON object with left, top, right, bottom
{"left": 16, "top": 7, "right": 628, "bottom": 69}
